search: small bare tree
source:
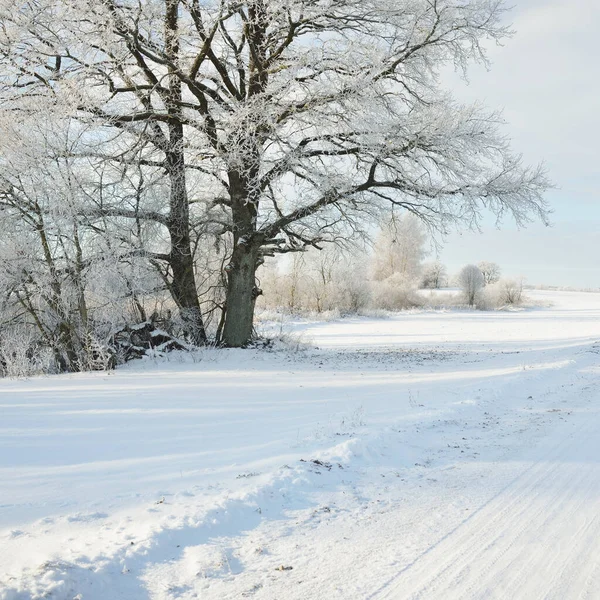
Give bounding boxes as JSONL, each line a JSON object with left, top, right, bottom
{"left": 371, "top": 213, "right": 428, "bottom": 283}
{"left": 478, "top": 261, "right": 502, "bottom": 286}
{"left": 421, "top": 261, "right": 448, "bottom": 289}
{"left": 499, "top": 277, "right": 524, "bottom": 305}
{"left": 458, "top": 264, "right": 484, "bottom": 307}
{"left": 259, "top": 245, "right": 370, "bottom": 314}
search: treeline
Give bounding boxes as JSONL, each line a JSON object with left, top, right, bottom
{"left": 258, "top": 214, "right": 525, "bottom": 315}
{"left": 0, "top": 209, "right": 523, "bottom": 376}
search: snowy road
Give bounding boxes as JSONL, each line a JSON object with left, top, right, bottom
{"left": 376, "top": 407, "right": 600, "bottom": 600}
{"left": 1, "top": 290, "right": 600, "bottom": 599}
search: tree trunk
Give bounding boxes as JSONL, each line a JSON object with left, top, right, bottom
{"left": 169, "top": 243, "right": 207, "bottom": 345}
{"left": 221, "top": 3, "right": 268, "bottom": 347}
{"left": 222, "top": 244, "right": 259, "bottom": 347}
{"left": 165, "top": 135, "right": 207, "bottom": 345}
{"left": 164, "top": 0, "right": 207, "bottom": 346}
{"left": 56, "top": 320, "right": 81, "bottom": 372}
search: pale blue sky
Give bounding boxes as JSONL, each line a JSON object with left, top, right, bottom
{"left": 439, "top": 0, "right": 599, "bottom": 288}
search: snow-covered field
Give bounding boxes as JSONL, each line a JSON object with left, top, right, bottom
{"left": 2, "top": 290, "right": 600, "bottom": 599}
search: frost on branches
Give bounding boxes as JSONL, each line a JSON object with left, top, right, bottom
{"left": 0, "top": 0, "right": 550, "bottom": 356}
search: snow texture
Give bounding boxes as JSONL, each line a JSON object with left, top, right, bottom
{"left": 1, "top": 290, "right": 600, "bottom": 599}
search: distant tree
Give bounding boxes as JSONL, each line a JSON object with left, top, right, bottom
{"left": 371, "top": 214, "right": 428, "bottom": 282}
{"left": 499, "top": 277, "right": 524, "bottom": 305}
{"left": 478, "top": 261, "right": 502, "bottom": 286}
{"left": 458, "top": 264, "right": 484, "bottom": 306}
{"left": 421, "top": 261, "right": 448, "bottom": 289}
{"left": 258, "top": 246, "right": 370, "bottom": 314}
{"left": 304, "top": 248, "right": 342, "bottom": 313}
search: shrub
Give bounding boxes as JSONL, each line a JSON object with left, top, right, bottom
{"left": 371, "top": 273, "right": 421, "bottom": 310}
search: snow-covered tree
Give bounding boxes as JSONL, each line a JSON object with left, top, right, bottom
{"left": 478, "top": 261, "right": 502, "bottom": 286}
{"left": 371, "top": 213, "right": 428, "bottom": 283}
{"left": 421, "top": 261, "right": 448, "bottom": 289}
{"left": 259, "top": 246, "right": 370, "bottom": 314}
{"left": 0, "top": 0, "right": 551, "bottom": 347}
{"left": 458, "top": 264, "right": 484, "bottom": 306}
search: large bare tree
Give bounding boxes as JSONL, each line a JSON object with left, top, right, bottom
{"left": 0, "top": 0, "right": 550, "bottom": 347}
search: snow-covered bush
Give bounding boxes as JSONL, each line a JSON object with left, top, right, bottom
{"left": 498, "top": 278, "right": 525, "bottom": 305}
{"left": 370, "top": 273, "right": 422, "bottom": 311}
{"left": 0, "top": 330, "right": 55, "bottom": 377}
{"left": 478, "top": 277, "right": 525, "bottom": 309}
{"left": 258, "top": 248, "right": 371, "bottom": 315}
{"left": 417, "top": 289, "right": 465, "bottom": 309}
{"left": 337, "top": 272, "right": 372, "bottom": 313}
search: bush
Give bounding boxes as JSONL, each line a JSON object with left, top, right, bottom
{"left": 478, "top": 278, "right": 525, "bottom": 309}
{"left": 370, "top": 273, "right": 421, "bottom": 310}
{"left": 498, "top": 278, "right": 524, "bottom": 305}
{"left": 0, "top": 331, "right": 54, "bottom": 377}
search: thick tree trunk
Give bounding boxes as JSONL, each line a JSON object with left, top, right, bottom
{"left": 222, "top": 244, "right": 259, "bottom": 347}
{"left": 56, "top": 321, "right": 81, "bottom": 372}
{"left": 221, "top": 4, "right": 268, "bottom": 347}
{"left": 165, "top": 138, "right": 207, "bottom": 345}
{"left": 163, "top": 0, "right": 207, "bottom": 346}
{"left": 169, "top": 243, "right": 207, "bottom": 345}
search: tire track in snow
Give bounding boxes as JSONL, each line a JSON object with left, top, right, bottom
{"left": 374, "top": 414, "right": 600, "bottom": 600}
{"left": 487, "top": 462, "right": 600, "bottom": 599}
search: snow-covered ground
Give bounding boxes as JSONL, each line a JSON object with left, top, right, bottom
{"left": 1, "top": 290, "right": 600, "bottom": 599}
